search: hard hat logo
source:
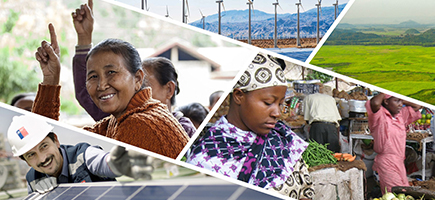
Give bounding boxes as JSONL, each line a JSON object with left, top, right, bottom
{"left": 7, "top": 115, "right": 54, "bottom": 157}
{"left": 16, "top": 127, "right": 29, "bottom": 139}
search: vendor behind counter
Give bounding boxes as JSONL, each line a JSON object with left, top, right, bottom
{"left": 302, "top": 84, "right": 342, "bottom": 153}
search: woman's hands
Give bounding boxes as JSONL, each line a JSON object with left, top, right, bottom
{"left": 72, "top": 0, "right": 94, "bottom": 45}
{"left": 35, "top": 23, "right": 60, "bottom": 86}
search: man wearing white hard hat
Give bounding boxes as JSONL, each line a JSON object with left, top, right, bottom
{"left": 8, "top": 115, "right": 154, "bottom": 194}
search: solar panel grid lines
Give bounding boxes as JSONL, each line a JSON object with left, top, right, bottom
{"left": 166, "top": 184, "right": 188, "bottom": 200}
{"left": 227, "top": 186, "right": 246, "bottom": 200}
{"left": 126, "top": 185, "right": 146, "bottom": 200}
{"left": 71, "top": 186, "right": 91, "bottom": 200}
{"left": 23, "top": 182, "right": 282, "bottom": 200}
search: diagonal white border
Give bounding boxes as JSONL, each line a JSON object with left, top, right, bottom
{"left": 305, "top": 0, "right": 357, "bottom": 63}
{"left": 9, "top": 1, "right": 433, "bottom": 200}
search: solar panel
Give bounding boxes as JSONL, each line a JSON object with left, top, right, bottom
{"left": 23, "top": 178, "right": 281, "bottom": 200}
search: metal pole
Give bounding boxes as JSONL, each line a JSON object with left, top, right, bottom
{"left": 296, "top": 3, "right": 301, "bottom": 47}
{"left": 141, "top": 0, "right": 144, "bottom": 10}
{"left": 182, "top": 0, "right": 186, "bottom": 23}
{"left": 203, "top": 16, "right": 205, "bottom": 29}
{"left": 316, "top": 4, "right": 320, "bottom": 44}
{"left": 217, "top": 1, "right": 221, "bottom": 35}
{"left": 248, "top": 2, "right": 251, "bottom": 44}
{"left": 273, "top": 2, "right": 278, "bottom": 48}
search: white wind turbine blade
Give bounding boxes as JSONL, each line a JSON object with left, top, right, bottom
{"left": 299, "top": 0, "right": 305, "bottom": 11}
{"left": 318, "top": 0, "right": 322, "bottom": 14}
{"left": 186, "top": 0, "right": 190, "bottom": 18}
{"left": 221, "top": 0, "right": 226, "bottom": 13}
{"left": 277, "top": 0, "right": 283, "bottom": 10}
{"left": 248, "top": 0, "right": 255, "bottom": 17}
{"left": 199, "top": 8, "right": 204, "bottom": 17}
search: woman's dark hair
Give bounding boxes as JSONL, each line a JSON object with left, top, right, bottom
{"left": 10, "top": 93, "right": 36, "bottom": 106}
{"left": 142, "top": 57, "right": 180, "bottom": 105}
{"left": 19, "top": 132, "right": 56, "bottom": 160}
{"left": 178, "top": 103, "right": 209, "bottom": 126}
{"left": 86, "top": 39, "right": 143, "bottom": 87}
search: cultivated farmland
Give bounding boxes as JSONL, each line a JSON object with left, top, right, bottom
{"left": 311, "top": 45, "right": 435, "bottom": 105}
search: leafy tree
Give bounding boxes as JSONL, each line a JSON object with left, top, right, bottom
{"left": 0, "top": 48, "right": 40, "bottom": 104}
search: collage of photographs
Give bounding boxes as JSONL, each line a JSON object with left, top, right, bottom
{"left": 1, "top": 0, "right": 435, "bottom": 199}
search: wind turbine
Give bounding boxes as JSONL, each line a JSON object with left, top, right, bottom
{"left": 333, "top": 0, "right": 338, "bottom": 20}
{"left": 182, "top": 0, "right": 190, "bottom": 23}
{"left": 273, "top": 0, "right": 282, "bottom": 48}
{"left": 141, "top": 0, "right": 149, "bottom": 11}
{"left": 247, "top": 0, "right": 254, "bottom": 44}
{"left": 165, "top": 5, "right": 170, "bottom": 18}
{"left": 199, "top": 9, "right": 206, "bottom": 29}
{"left": 295, "top": 0, "right": 304, "bottom": 47}
{"left": 216, "top": 0, "right": 225, "bottom": 35}
{"left": 315, "top": 0, "right": 322, "bottom": 44}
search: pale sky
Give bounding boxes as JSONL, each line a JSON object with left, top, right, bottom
{"left": 114, "top": 0, "right": 349, "bottom": 22}
{"left": 341, "top": 0, "right": 435, "bottom": 24}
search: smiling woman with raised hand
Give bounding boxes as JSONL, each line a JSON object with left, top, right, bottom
{"left": 33, "top": 23, "right": 188, "bottom": 159}
{"left": 71, "top": 0, "right": 196, "bottom": 138}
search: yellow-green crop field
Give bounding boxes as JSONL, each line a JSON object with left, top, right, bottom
{"left": 311, "top": 45, "right": 435, "bottom": 105}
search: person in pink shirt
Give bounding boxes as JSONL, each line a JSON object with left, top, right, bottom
{"left": 365, "top": 93, "right": 421, "bottom": 194}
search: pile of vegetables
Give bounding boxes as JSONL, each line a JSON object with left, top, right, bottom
{"left": 373, "top": 188, "right": 416, "bottom": 200}
{"left": 302, "top": 140, "right": 337, "bottom": 167}
{"left": 333, "top": 153, "right": 356, "bottom": 162}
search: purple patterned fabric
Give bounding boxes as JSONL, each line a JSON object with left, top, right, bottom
{"left": 187, "top": 116, "right": 308, "bottom": 188}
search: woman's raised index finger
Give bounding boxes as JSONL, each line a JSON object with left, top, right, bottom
{"left": 48, "top": 23, "right": 58, "bottom": 48}
{"left": 88, "top": 0, "right": 93, "bottom": 11}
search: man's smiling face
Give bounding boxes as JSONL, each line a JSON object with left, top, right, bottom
{"left": 23, "top": 135, "right": 63, "bottom": 177}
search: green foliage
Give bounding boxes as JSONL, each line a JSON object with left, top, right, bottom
{"left": 2, "top": 9, "right": 20, "bottom": 33}
{"left": 0, "top": 48, "right": 40, "bottom": 103}
{"left": 311, "top": 45, "right": 435, "bottom": 105}
{"left": 191, "top": 33, "right": 217, "bottom": 47}
{"left": 112, "top": 6, "right": 126, "bottom": 18}
{"left": 100, "top": 9, "right": 109, "bottom": 17}
{"left": 60, "top": 96, "right": 82, "bottom": 115}
{"left": 325, "top": 28, "right": 435, "bottom": 46}
{"left": 404, "top": 28, "right": 420, "bottom": 35}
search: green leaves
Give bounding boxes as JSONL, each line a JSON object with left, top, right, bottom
{"left": 1, "top": 9, "right": 19, "bottom": 34}
{"left": 0, "top": 48, "right": 39, "bottom": 103}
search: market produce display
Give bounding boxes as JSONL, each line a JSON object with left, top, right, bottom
{"left": 333, "top": 153, "right": 356, "bottom": 162}
{"left": 332, "top": 88, "right": 371, "bottom": 100}
{"left": 409, "top": 108, "right": 433, "bottom": 131}
{"left": 302, "top": 140, "right": 337, "bottom": 167}
{"left": 373, "top": 188, "right": 417, "bottom": 200}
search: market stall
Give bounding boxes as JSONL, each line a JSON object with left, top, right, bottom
{"left": 208, "top": 64, "right": 435, "bottom": 199}
{"left": 280, "top": 74, "right": 435, "bottom": 199}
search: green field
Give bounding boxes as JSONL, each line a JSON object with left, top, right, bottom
{"left": 311, "top": 45, "right": 435, "bottom": 105}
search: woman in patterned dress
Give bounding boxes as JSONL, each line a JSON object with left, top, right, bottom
{"left": 186, "top": 53, "right": 314, "bottom": 199}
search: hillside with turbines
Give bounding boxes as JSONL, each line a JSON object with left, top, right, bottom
{"left": 189, "top": 4, "right": 346, "bottom": 40}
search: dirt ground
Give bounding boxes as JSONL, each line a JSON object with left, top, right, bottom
{"left": 238, "top": 38, "right": 319, "bottom": 49}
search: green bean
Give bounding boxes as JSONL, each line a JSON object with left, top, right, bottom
{"left": 302, "top": 139, "right": 337, "bottom": 167}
